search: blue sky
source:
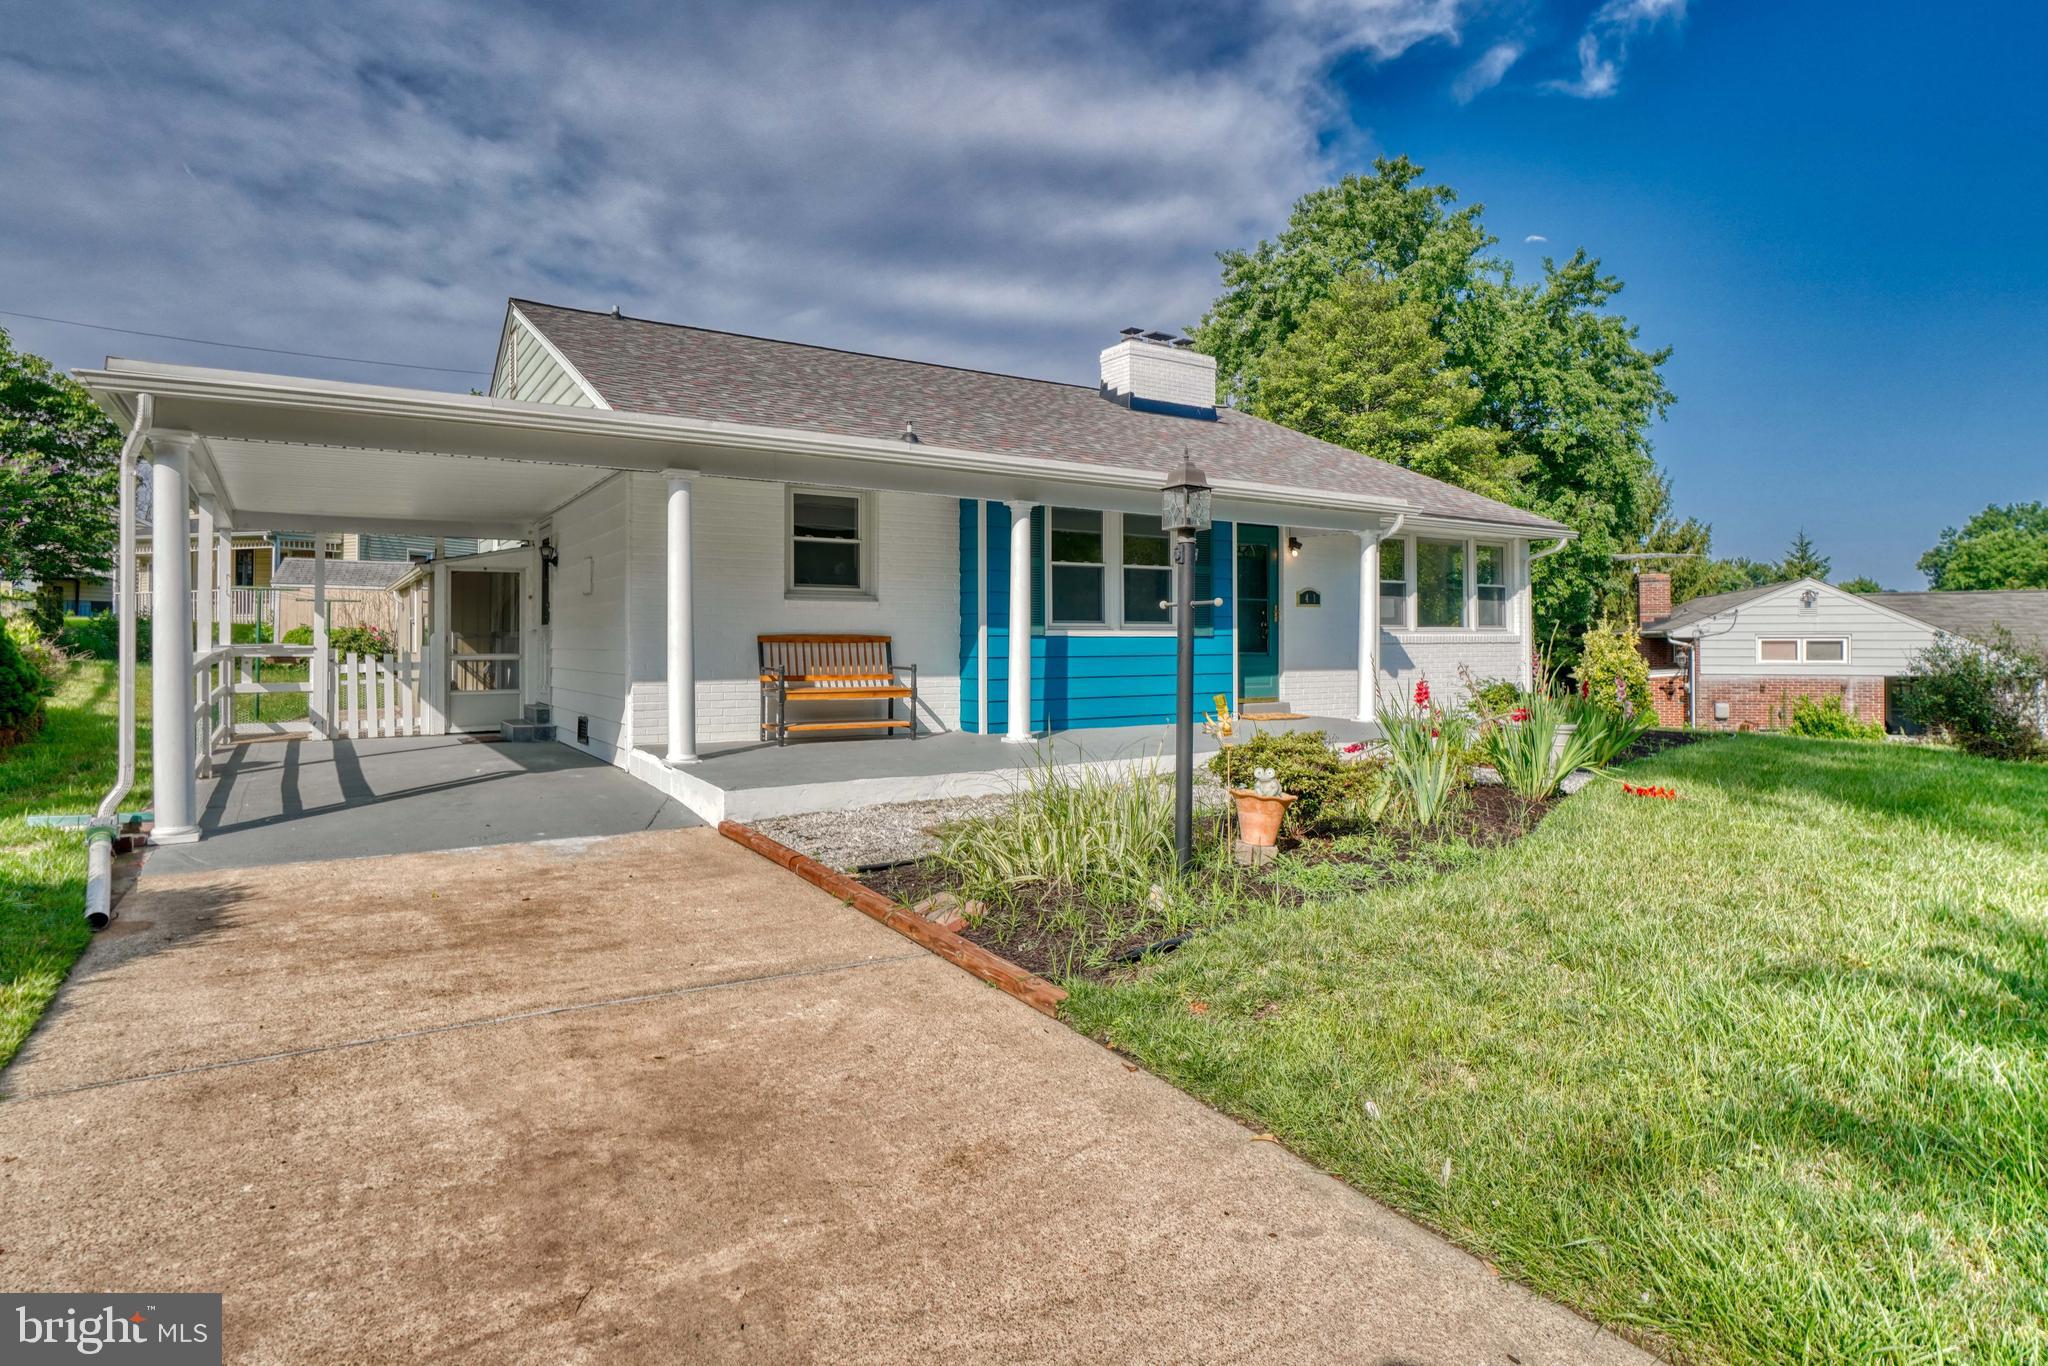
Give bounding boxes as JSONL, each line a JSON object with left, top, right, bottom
{"left": 3, "top": 1, "right": 2041, "bottom": 585}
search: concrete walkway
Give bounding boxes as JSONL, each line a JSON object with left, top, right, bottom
{"left": 1, "top": 830, "right": 1651, "bottom": 1364}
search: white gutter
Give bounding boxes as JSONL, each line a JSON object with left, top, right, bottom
{"left": 1529, "top": 534, "right": 1571, "bottom": 562}
{"left": 85, "top": 393, "right": 151, "bottom": 930}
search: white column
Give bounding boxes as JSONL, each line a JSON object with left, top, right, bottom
{"left": 1357, "top": 531, "right": 1380, "bottom": 723}
{"left": 1517, "top": 541, "right": 1536, "bottom": 691}
{"left": 312, "top": 532, "right": 329, "bottom": 737}
{"left": 193, "top": 501, "right": 215, "bottom": 778}
{"left": 217, "top": 531, "right": 234, "bottom": 742}
{"left": 664, "top": 470, "right": 698, "bottom": 765}
{"left": 1005, "top": 501, "right": 1034, "bottom": 742}
{"left": 149, "top": 437, "right": 199, "bottom": 843}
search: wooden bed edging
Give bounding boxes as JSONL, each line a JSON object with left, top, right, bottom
{"left": 717, "top": 820, "right": 1068, "bottom": 1018}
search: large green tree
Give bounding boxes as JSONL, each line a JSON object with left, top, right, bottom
{"left": 1779, "top": 529, "right": 1830, "bottom": 581}
{"left": 1917, "top": 502, "right": 2048, "bottom": 590}
{"left": 1, "top": 328, "right": 123, "bottom": 626}
{"left": 1193, "top": 156, "right": 1675, "bottom": 656}
{"left": 1248, "top": 273, "right": 1525, "bottom": 501}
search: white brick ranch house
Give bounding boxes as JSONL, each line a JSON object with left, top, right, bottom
{"left": 79, "top": 299, "right": 1570, "bottom": 835}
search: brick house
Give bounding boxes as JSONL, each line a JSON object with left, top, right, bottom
{"left": 1633, "top": 572, "right": 2048, "bottom": 731}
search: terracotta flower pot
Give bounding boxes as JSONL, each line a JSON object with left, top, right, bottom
{"left": 1229, "top": 789, "right": 1298, "bottom": 846}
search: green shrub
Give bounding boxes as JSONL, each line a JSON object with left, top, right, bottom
{"left": 932, "top": 751, "right": 1175, "bottom": 906}
{"left": 281, "top": 624, "right": 390, "bottom": 656}
{"left": 1786, "top": 694, "right": 1885, "bottom": 741}
{"left": 1897, "top": 628, "right": 2046, "bottom": 761}
{"left": 1576, "top": 615, "right": 1653, "bottom": 720}
{"left": 1464, "top": 676, "right": 1525, "bottom": 716}
{"left": 5, "top": 617, "right": 68, "bottom": 690}
{"left": 0, "top": 618, "right": 53, "bottom": 738}
{"left": 1565, "top": 693, "right": 1654, "bottom": 768}
{"left": 1208, "top": 729, "right": 1381, "bottom": 834}
{"left": 1478, "top": 696, "right": 1603, "bottom": 800}
{"left": 232, "top": 620, "right": 273, "bottom": 645}
{"left": 58, "top": 612, "right": 149, "bottom": 661}
{"left": 1372, "top": 705, "right": 1472, "bottom": 829}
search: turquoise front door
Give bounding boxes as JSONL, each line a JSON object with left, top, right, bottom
{"left": 1236, "top": 524, "right": 1280, "bottom": 700}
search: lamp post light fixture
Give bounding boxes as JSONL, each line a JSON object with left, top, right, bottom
{"left": 1162, "top": 454, "right": 1215, "bottom": 873}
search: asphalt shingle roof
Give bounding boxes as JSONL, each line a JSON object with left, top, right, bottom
{"left": 1639, "top": 582, "right": 1784, "bottom": 637}
{"left": 512, "top": 300, "right": 1566, "bottom": 534}
{"left": 270, "top": 558, "right": 415, "bottom": 589}
{"left": 1872, "top": 590, "right": 2048, "bottom": 653}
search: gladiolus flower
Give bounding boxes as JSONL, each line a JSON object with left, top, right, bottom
{"left": 1509, "top": 706, "right": 1529, "bottom": 723}
{"left": 1341, "top": 741, "right": 1364, "bottom": 754}
{"left": 1414, "top": 679, "right": 1431, "bottom": 707}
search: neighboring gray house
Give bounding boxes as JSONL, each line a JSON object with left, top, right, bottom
{"left": 1635, "top": 573, "right": 2048, "bottom": 730}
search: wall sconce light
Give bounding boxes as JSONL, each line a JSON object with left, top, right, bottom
{"left": 539, "top": 538, "right": 560, "bottom": 568}
{"left": 1286, "top": 535, "right": 1302, "bottom": 559}
{"left": 1799, "top": 589, "right": 1818, "bottom": 608}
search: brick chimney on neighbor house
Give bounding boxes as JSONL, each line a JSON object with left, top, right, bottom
{"left": 1099, "top": 328, "right": 1218, "bottom": 419}
{"left": 1636, "top": 571, "right": 1672, "bottom": 626}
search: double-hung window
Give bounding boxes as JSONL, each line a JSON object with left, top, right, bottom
{"left": 1120, "top": 514, "right": 1171, "bottom": 626}
{"left": 788, "top": 488, "right": 869, "bottom": 595}
{"left": 1379, "top": 540, "right": 1407, "bottom": 626}
{"left": 1049, "top": 508, "right": 1106, "bottom": 625}
{"left": 1415, "top": 539, "right": 1467, "bottom": 629}
{"left": 1474, "top": 543, "right": 1507, "bottom": 628}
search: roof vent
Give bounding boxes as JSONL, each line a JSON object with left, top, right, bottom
{"left": 901, "top": 421, "right": 920, "bottom": 444}
{"left": 609, "top": 305, "right": 622, "bottom": 319}
{"left": 1100, "top": 329, "right": 1217, "bottom": 420}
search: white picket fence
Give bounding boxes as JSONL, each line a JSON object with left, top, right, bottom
{"left": 328, "top": 651, "right": 428, "bottom": 739}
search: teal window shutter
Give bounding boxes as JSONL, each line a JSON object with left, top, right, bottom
{"left": 1194, "top": 526, "right": 1215, "bottom": 635}
{"left": 1030, "top": 505, "right": 1047, "bottom": 634}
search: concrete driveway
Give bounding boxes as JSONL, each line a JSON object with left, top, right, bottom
{"left": 1, "top": 829, "right": 1650, "bottom": 1364}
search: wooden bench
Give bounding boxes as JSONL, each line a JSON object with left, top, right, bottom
{"left": 759, "top": 634, "right": 918, "bottom": 745}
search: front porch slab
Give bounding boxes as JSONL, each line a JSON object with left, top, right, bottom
{"left": 630, "top": 715, "right": 1382, "bottom": 823}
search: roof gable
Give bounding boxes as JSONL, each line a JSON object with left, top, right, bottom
{"left": 509, "top": 299, "right": 1565, "bottom": 534}
{"left": 1648, "top": 578, "right": 1953, "bottom": 639}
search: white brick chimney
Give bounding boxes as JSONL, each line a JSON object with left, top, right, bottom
{"left": 1099, "top": 330, "right": 1217, "bottom": 419}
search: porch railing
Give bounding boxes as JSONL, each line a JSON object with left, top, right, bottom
{"left": 328, "top": 650, "right": 429, "bottom": 739}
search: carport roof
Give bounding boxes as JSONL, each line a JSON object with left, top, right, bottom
{"left": 74, "top": 354, "right": 1540, "bottom": 540}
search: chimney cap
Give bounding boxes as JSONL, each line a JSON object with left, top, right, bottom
{"left": 1170, "top": 336, "right": 1194, "bottom": 349}
{"left": 1142, "top": 330, "right": 1175, "bottom": 343}
{"left": 1119, "top": 326, "right": 1145, "bottom": 339}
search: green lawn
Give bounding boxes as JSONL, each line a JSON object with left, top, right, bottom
{"left": 0, "top": 662, "right": 150, "bottom": 1069}
{"left": 1065, "top": 737, "right": 2048, "bottom": 1362}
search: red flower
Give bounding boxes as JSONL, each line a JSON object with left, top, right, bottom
{"left": 1622, "top": 782, "right": 1680, "bottom": 800}
{"left": 1342, "top": 741, "right": 1365, "bottom": 754}
{"left": 1509, "top": 706, "right": 1529, "bottom": 723}
{"left": 1414, "top": 679, "right": 1431, "bottom": 707}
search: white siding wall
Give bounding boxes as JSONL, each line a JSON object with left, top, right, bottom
{"left": 624, "top": 474, "right": 962, "bottom": 748}
{"left": 1692, "top": 585, "right": 1937, "bottom": 676}
{"left": 1274, "top": 526, "right": 1528, "bottom": 714}
{"left": 493, "top": 313, "right": 599, "bottom": 408}
{"left": 544, "top": 473, "right": 632, "bottom": 761}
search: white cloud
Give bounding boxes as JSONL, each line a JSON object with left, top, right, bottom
{"left": 1548, "top": 0, "right": 1687, "bottom": 99}
{"left": 1452, "top": 41, "right": 1523, "bottom": 103}
{"left": 1525, "top": 234, "right": 1548, "bottom": 243}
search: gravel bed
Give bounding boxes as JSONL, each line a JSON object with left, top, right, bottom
{"left": 750, "top": 793, "right": 1013, "bottom": 869}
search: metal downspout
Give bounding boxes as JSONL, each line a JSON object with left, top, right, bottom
{"left": 84, "top": 393, "right": 152, "bottom": 930}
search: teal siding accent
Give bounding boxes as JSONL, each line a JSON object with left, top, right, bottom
{"left": 958, "top": 500, "right": 981, "bottom": 732}
{"left": 965, "top": 502, "right": 1235, "bottom": 734}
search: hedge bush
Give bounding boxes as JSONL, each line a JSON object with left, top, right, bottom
{"left": 58, "top": 612, "right": 150, "bottom": 661}
{"left": 1786, "top": 694, "right": 1885, "bottom": 741}
{"left": 1576, "top": 615, "right": 1654, "bottom": 720}
{"left": 1898, "top": 628, "right": 2047, "bottom": 761}
{"left": 0, "top": 617, "right": 53, "bottom": 742}
{"left": 1209, "top": 729, "right": 1381, "bottom": 834}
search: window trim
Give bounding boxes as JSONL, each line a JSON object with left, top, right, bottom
{"left": 1756, "top": 637, "right": 1851, "bottom": 664}
{"left": 784, "top": 485, "right": 876, "bottom": 600}
{"left": 1379, "top": 538, "right": 1409, "bottom": 628}
{"left": 1040, "top": 507, "right": 1177, "bottom": 635}
{"left": 1384, "top": 533, "right": 1520, "bottom": 634}
{"left": 1047, "top": 507, "right": 1109, "bottom": 627}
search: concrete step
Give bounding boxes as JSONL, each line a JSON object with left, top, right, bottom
{"left": 498, "top": 721, "right": 556, "bottom": 743}
{"left": 522, "top": 702, "right": 553, "bottom": 725}
{"left": 1238, "top": 700, "right": 1293, "bottom": 716}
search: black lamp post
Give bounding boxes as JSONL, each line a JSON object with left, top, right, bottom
{"left": 1161, "top": 455, "right": 1213, "bottom": 873}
